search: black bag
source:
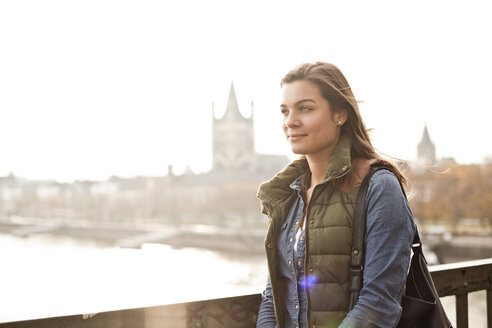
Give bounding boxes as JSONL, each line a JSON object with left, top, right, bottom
{"left": 348, "top": 165, "right": 452, "bottom": 328}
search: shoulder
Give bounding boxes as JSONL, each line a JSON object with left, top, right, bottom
{"left": 365, "top": 168, "right": 412, "bottom": 220}
{"left": 367, "top": 168, "right": 406, "bottom": 202}
{"left": 368, "top": 168, "right": 403, "bottom": 192}
{"left": 257, "top": 156, "right": 308, "bottom": 204}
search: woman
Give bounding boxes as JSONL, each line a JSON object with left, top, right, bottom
{"left": 256, "top": 62, "right": 415, "bottom": 328}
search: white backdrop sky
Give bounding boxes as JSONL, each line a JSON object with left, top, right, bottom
{"left": 1, "top": 0, "right": 491, "bottom": 182}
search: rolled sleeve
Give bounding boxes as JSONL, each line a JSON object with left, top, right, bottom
{"left": 257, "top": 275, "right": 278, "bottom": 328}
{"left": 340, "top": 170, "right": 415, "bottom": 328}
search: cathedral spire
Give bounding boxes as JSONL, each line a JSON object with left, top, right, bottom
{"left": 421, "top": 124, "right": 432, "bottom": 145}
{"left": 222, "top": 82, "right": 245, "bottom": 120}
{"left": 418, "top": 123, "right": 436, "bottom": 165}
{"left": 212, "top": 82, "right": 256, "bottom": 171}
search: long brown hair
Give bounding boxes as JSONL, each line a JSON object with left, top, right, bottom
{"left": 281, "top": 62, "right": 407, "bottom": 187}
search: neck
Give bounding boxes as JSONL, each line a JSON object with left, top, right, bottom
{"left": 305, "top": 132, "right": 343, "bottom": 188}
{"left": 306, "top": 149, "right": 335, "bottom": 187}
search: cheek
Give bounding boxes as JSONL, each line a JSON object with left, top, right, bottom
{"left": 314, "top": 118, "right": 337, "bottom": 139}
{"left": 281, "top": 120, "right": 287, "bottom": 131}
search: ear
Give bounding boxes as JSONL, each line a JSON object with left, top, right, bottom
{"left": 335, "top": 108, "right": 348, "bottom": 125}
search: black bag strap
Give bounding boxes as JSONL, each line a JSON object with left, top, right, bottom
{"left": 347, "top": 165, "right": 375, "bottom": 310}
{"left": 348, "top": 165, "right": 420, "bottom": 310}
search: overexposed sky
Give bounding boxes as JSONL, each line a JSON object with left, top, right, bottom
{"left": 1, "top": 0, "right": 491, "bottom": 182}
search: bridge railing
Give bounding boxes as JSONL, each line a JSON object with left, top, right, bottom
{"left": 430, "top": 258, "right": 492, "bottom": 328}
{"left": 1, "top": 258, "right": 491, "bottom": 328}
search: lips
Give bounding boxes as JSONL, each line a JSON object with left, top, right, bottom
{"left": 288, "top": 133, "right": 307, "bottom": 141}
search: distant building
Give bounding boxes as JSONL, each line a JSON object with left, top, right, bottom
{"left": 417, "top": 124, "right": 436, "bottom": 165}
{"left": 415, "top": 125, "right": 457, "bottom": 169}
{"left": 212, "top": 83, "right": 256, "bottom": 171}
{"left": 438, "top": 157, "right": 457, "bottom": 167}
{"left": 0, "top": 84, "right": 290, "bottom": 225}
{"left": 212, "top": 82, "right": 289, "bottom": 174}
{"left": 161, "top": 83, "right": 290, "bottom": 223}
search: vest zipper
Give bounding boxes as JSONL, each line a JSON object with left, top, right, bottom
{"left": 304, "top": 167, "right": 352, "bottom": 327}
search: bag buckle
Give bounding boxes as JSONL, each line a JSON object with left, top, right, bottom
{"left": 350, "top": 265, "right": 363, "bottom": 272}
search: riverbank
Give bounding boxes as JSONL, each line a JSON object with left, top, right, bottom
{"left": 1, "top": 216, "right": 491, "bottom": 262}
{"left": 0, "top": 216, "right": 267, "bottom": 254}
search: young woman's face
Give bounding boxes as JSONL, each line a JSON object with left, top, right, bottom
{"left": 280, "top": 80, "right": 345, "bottom": 157}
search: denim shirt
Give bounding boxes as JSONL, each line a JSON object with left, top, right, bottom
{"left": 276, "top": 175, "right": 308, "bottom": 328}
{"left": 257, "top": 169, "right": 415, "bottom": 328}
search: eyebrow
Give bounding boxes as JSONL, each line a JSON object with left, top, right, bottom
{"left": 280, "top": 98, "right": 317, "bottom": 108}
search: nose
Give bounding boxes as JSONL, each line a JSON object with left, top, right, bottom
{"left": 284, "top": 111, "right": 300, "bottom": 128}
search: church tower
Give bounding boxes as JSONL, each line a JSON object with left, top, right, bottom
{"left": 417, "top": 124, "right": 436, "bottom": 165}
{"left": 212, "top": 83, "right": 256, "bottom": 171}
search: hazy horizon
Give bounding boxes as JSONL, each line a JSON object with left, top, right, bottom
{"left": 1, "top": 0, "right": 491, "bottom": 182}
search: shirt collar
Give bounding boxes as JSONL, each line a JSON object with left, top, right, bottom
{"left": 289, "top": 174, "right": 304, "bottom": 193}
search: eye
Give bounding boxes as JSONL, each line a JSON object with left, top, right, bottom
{"left": 280, "top": 108, "right": 289, "bottom": 115}
{"left": 299, "top": 106, "right": 312, "bottom": 112}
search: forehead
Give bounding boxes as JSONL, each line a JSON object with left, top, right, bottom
{"left": 281, "top": 80, "right": 323, "bottom": 105}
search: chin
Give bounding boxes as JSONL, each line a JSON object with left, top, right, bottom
{"left": 290, "top": 147, "right": 307, "bottom": 155}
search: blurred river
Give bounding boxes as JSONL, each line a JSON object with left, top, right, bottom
{"left": 0, "top": 234, "right": 268, "bottom": 323}
{"left": 0, "top": 234, "right": 488, "bottom": 327}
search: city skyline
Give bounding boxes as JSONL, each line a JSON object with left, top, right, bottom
{"left": 1, "top": 1, "right": 491, "bottom": 182}
{"left": 0, "top": 117, "right": 470, "bottom": 183}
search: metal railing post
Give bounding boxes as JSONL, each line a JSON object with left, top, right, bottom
{"left": 456, "top": 293, "right": 468, "bottom": 328}
{"left": 487, "top": 289, "right": 492, "bottom": 328}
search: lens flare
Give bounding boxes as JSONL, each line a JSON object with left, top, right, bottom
{"left": 299, "top": 274, "right": 318, "bottom": 289}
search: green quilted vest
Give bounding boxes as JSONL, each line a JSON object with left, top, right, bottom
{"left": 258, "top": 134, "right": 360, "bottom": 328}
